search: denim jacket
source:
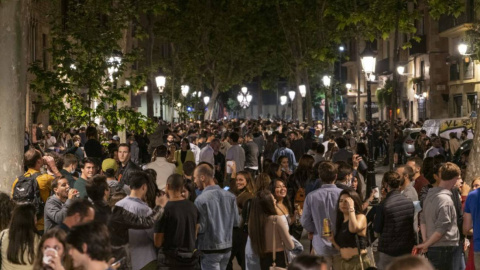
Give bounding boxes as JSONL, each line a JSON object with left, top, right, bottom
{"left": 195, "top": 185, "right": 241, "bottom": 250}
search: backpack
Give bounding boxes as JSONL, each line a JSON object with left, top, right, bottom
{"left": 12, "top": 172, "right": 44, "bottom": 218}
{"left": 294, "top": 186, "right": 306, "bottom": 210}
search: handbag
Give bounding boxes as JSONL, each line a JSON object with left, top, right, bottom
{"left": 286, "top": 235, "right": 304, "bottom": 263}
{"left": 269, "top": 217, "right": 287, "bottom": 270}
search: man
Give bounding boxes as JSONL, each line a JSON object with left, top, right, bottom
{"left": 148, "top": 119, "right": 168, "bottom": 155}
{"left": 334, "top": 161, "right": 354, "bottom": 190}
{"left": 213, "top": 139, "right": 226, "bottom": 187}
{"left": 374, "top": 172, "right": 415, "bottom": 270}
{"left": 12, "top": 148, "right": 62, "bottom": 232}
{"left": 145, "top": 145, "right": 176, "bottom": 190}
{"left": 67, "top": 222, "right": 113, "bottom": 270}
{"left": 86, "top": 175, "right": 112, "bottom": 225}
{"left": 407, "top": 157, "right": 429, "bottom": 195}
{"left": 226, "top": 132, "right": 246, "bottom": 172}
{"left": 57, "top": 198, "right": 95, "bottom": 233}
{"left": 243, "top": 133, "right": 259, "bottom": 177}
{"left": 117, "top": 143, "right": 141, "bottom": 190}
{"left": 194, "top": 164, "right": 241, "bottom": 270}
{"left": 61, "top": 153, "right": 78, "bottom": 188}
{"left": 416, "top": 162, "right": 462, "bottom": 270}
{"left": 199, "top": 138, "right": 216, "bottom": 167}
{"left": 425, "top": 137, "right": 446, "bottom": 158}
{"left": 45, "top": 132, "right": 57, "bottom": 151}
{"left": 396, "top": 165, "right": 418, "bottom": 202}
{"left": 446, "top": 132, "right": 461, "bottom": 158}
{"left": 74, "top": 157, "right": 97, "bottom": 199}
{"left": 344, "top": 130, "right": 357, "bottom": 153}
{"left": 116, "top": 171, "right": 157, "bottom": 270}
{"left": 154, "top": 174, "right": 199, "bottom": 268}
{"left": 460, "top": 130, "right": 468, "bottom": 143}
{"left": 252, "top": 128, "right": 265, "bottom": 171}
{"left": 165, "top": 134, "right": 179, "bottom": 150}
{"left": 289, "top": 131, "right": 305, "bottom": 162}
{"left": 464, "top": 179, "right": 480, "bottom": 269}
{"left": 301, "top": 161, "right": 342, "bottom": 269}
{"left": 332, "top": 137, "right": 353, "bottom": 164}
{"left": 322, "top": 134, "right": 336, "bottom": 157}
{"left": 272, "top": 138, "right": 296, "bottom": 172}
{"left": 44, "top": 177, "right": 78, "bottom": 231}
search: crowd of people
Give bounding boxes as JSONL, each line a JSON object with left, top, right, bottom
{"left": 0, "top": 117, "right": 477, "bottom": 270}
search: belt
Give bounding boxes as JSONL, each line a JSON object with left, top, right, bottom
{"left": 201, "top": 248, "right": 232, "bottom": 254}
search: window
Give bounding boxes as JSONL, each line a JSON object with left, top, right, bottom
{"left": 464, "top": 60, "right": 474, "bottom": 80}
{"left": 467, "top": 93, "right": 477, "bottom": 113}
{"left": 454, "top": 94, "right": 463, "bottom": 117}
{"left": 420, "top": 61, "right": 425, "bottom": 78}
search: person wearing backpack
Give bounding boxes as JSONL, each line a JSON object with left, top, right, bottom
{"left": 11, "top": 148, "right": 62, "bottom": 234}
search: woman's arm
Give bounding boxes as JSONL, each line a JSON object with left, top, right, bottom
{"left": 277, "top": 216, "right": 294, "bottom": 250}
{"left": 346, "top": 197, "right": 366, "bottom": 233}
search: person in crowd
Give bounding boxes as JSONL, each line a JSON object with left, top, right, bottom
{"left": 66, "top": 222, "right": 115, "bottom": 270}
{"left": 301, "top": 161, "right": 342, "bottom": 269}
{"left": 332, "top": 137, "right": 353, "bottom": 164}
{"left": 145, "top": 145, "right": 176, "bottom": 191}
{"left": 287, "top": 155, "right": 315, "bottom": 211}
{"left": 115, "top": 171, "right": 157, "bottom": 270}
{"left": 73, "top": 157, "right": 97, "bottom": 199}
{"left": 45, "top": 132, "right": 57, "bottom": 151}
{"left": 194, "top": 164, "right": 241, "bottom": 270}
{"left": 32, "top": 228, "right": 69, "bottom": 270}
{"left": 253, "top": 173, "right": 272, "bottom": 194}
{"left": 0, "top": 203, "right": 41, "bottom": 269}
{"left": 102, "top": 158, "right": 128, "bottom": 198}
{"left": 425, "top": 137, "right": 446, "bottom": 158}
{"left": 463, "top": 177, "right": 480, "bottom": 270}
{"left": 324, "top": 142, "right": 337, "bottom": 161}
{"left": 154, "top": 174, "right": 199, "bottom": 269}
{"left": 117, "top": 143, "right": 141, "bottom": 190}
{"left": 374, "top": 172, "right": 415, "bottom": 269}
{"left": 129, "top": 136, "right": 140, "bottom": 165}
{"left": 86, "top": 175, "right": 111, "bottom": 225}
{"left": 287, "top": 255, "right": 328, "bottom": 270}
{"left": 83, "top": 126, "right": 103, "bottom": 160}
{"left": 174, "top": 138, "right": 195, "bottom": 175}
{"left": 211, "top": 139, "right": 226, "bottom": 187}
{"left": 253, "top": 128, "right": 265, "bottom": 172}
{"left": 60, "top": 154, "right": 77, "bottom": 189}
{"left": 263, "top": 134, "right": 278, "bottom": 161}
{"left": 272, "top": 139, "right": 296, "bottom": 173}
{"left": 314, "top": 144, "right": 325, "bottom": 165}
{"left": 65, "top": 135, "right": 84, "bottom": 163}
{"left": 334, "top": 161, "right": 354, "bottom": 191}
{"left": 416, "top": 162, "right": 463, "bottom": 269}
{"left": 199, "top": 137, "right": 217, "bottom": 167}
{"left": 248, "top": 190, "right": 294, "bottom": 269}
{"left": 226, "top": 132, "right": 246, "bottom": 174}
{"left": 288, "top": 131, "right": 305, "bottom": 164}
{"left": 56, "top": 199, "right": 95, "bottom": 233}
{"left": 395, "top": 165, "right": 418, "bottom": 202}
{"left": 144, "top": 169, "right": 161, "bottom": 209}
{"left": 0, "top": 192, "right": 15, "bottom": 232}
{"left": 446, "top": 132, "right": 461, "bottom": 159}
{"left": 406, "top": 156, "right": 429, "bottom": 195}
{"left": 419, "top": 161, "right": 443, "bottom": 207}
{"left": 44, "top": 177, "right": 78, "bottom": 231}
{"left": 344, "top": 130, "right": 357, "bottom": 153}
{"left": 385, "top": 255, "right": 434, "bottom": 270}
{"left": 183, "top": 178, "right": 197, "bottom": 202}
{"left": 243, "top": 133, "right": 259, "bottom": 177}
{"left": 329, "top": 189, "right": 373, "bottom": 269}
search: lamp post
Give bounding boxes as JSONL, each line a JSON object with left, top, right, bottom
{"left": 237, "top": 87, "right": 253, "bottom": 118}
{"left": 360, "top": 44, "right": 377, "bottom": 200}
{"left": 322, "top": 75, "right": 331, "bottom": 131}
{"left": 336, "top": 45, "right": 344, "bottom": 120}
{"left": 180, "top": 85, "right": 189, "bottom": 122}
{"left": 299, "top": 85, "right": 306, "bottom": 121}
{"left": 288, "top": 90, "right": 296, "bottom": 120}
{"left": 155, "top": 76, "right": 166, "bottom": 120}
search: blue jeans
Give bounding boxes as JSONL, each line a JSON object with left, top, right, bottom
{"left": 427, "top": 246, "right": 463, "bottom": 270}
{"left": 201, "top": 251, "right": 231, "bottom": 270}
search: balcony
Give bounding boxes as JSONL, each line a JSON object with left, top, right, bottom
{"left": 376, "top": 57, "right": 390, "bottom": 75}
{"left": 438, "top": 1, "right": 475, "bottom": 36}
{"left": 409, "top": 35, "right": 427, "bottom": 55}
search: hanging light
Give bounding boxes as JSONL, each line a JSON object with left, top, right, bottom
{"left": 241, "top": 87, "right": 248, "bottom": 95}
{"left": 346, "top": 83, "right": 352, "bottom": 90}
{"left": 237, "top": 93, "right": 244, "bottom": 103}
{"left": 246, "top": 93, "right": 253, "bottom": 103}
{"left": 177, "top": 102, "right": 182, "bottom": 107}
{"left": 397, "top": 66, "right": 405, "bottom": 75}
{"left": 288, "top": 91, "right": 296, "bottom": 101}
{"left": 280, "top": 95, "right": 288, "bottom": 105}
{"left": 203, "top": 96, "right": 210, "bottom": 105}
{"left": 458, "top": 43, "right": 468, "bottom": 56}
{"left": 299, "top": 85, "right": 306, "bottom": 98}
{"left": 181, "top": 85, "right": 190, "bottom": 97}
{"left": 144, "top": 86, "right": 148, "bottom": 92}
{"left": 322, "top": 75, "right": 331, "bottom": 87}
{"left": 360, "top": 44, "right": 377, "bottom": 81}
{"left": 197, "top": 91, "right": 202, "bottom": 98}
{"left": 155, "top": 76, "right": 166, "bottom": 93}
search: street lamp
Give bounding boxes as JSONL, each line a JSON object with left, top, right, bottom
{"left": 360, "top": 43, "right": 377, "bottom": 201}
{"left": 346, "top": 83, "right": 352, "bottom": 91}
{"left": 203, "top": 96, "right": 210, "bottom": 106}
{"left": 280, "top": 95, "right": 287, "bottom": 105}
{"left": 181, "top": 85, "right": 190, "bottom": 97}
{"left": 458, "top": 43, "right": 468, "bottom": 56}
{"left": 288, "top": 90, "right": 296, "bottom": 120}
{"left": 155, "top": 76, "right": 166, "bottom": 119}
{"left": 397, "top": 66, "right": 405, "bottom": 76}
{"left": 299, "top": 85, "right": 306, "bottom": 98}
{"left": 323, "top": 75, "right": 331, "bottom": 130}
{"left": 238, "top": 87, "right": 253, "bottom": 109}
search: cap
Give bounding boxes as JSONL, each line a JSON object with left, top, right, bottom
{"left": 102, "top": 158, "right": 118, "bottom": 173}
{"left": 112, "top": 135, "right": 120, "bottom": 141}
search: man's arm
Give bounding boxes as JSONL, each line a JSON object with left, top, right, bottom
{"left": 45, "top": 199, "right": 72, "bottom": 225}
{"left": 463, "top": 213, "right": 473, "bottom": 236}
{"left": 195, "top": 200, "right": 207, "bottom": 234}
{"left": 373, "top": 204, "right": 384, "bottom": 234}
{"left": 154, "top": 233, "right": 164, "bottom": 247}
{"left": 300, "top": 195, "right": 316, "bottom": 233}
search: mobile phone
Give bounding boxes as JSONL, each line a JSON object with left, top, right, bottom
{"left": 224, "top": 186, "right": 230, "bottom": 191}
{"left": 111, "top": 257, "right": 126, "bottom": 267}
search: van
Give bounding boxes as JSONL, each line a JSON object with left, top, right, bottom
{"left": 422, "top": 117, "right": 475, "bottom": 140}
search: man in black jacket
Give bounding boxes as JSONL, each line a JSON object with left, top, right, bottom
{"left": 374, "top": 171, "right": 415, "bottom": 270}
{"left": 117, "top": 143, "right": 140, "bottom": 190}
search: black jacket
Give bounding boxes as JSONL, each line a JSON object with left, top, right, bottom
{"left": 375, "top": 190, "right": 415, "bottom": 256}
{"left": 117, "top": 160, "right": 140, "bottom": 188}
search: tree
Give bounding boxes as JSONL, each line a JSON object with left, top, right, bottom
{"left": 29, "top": 0, "right": 155, "bottom": 133}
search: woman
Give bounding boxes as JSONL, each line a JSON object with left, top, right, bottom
{"left": 0, "top": 192, "right": 15, "bottom": 231}
{"left": 287, "top": 155, "right": 314, "bottom": 209}
{"left": 330, "top": 189, "right": 372, "bottom": 269}
{"left": 253, "top": 173, "right": 272, "bottom": 193}
{"left": 267, "top": 163, "right": 286, "bottom": 182}
{"left": 174, "top": 138, "right": 195, "bottom": 175}
{"left": 325, "top": 142, "right": 337, "bottom": 161}
{"left": 277, "top": 156, "right": 293, "bottom": 177}
{"left": 144, "top": 168, "right": 161, "bottom": 209}
{"left": 33, "top": 229, "right": 69, "bottom": 270}
{"left": 228, "top": 171, "right": 255, "bottom": 269}
{"left": 248, "top": 190, "right": 294, "bottom": 269}
{"left": 1, "top": 203, "right": 41, "bottom": 270}
{"left": 182, "top": 179, "right": 197, "bottom": 202}
{"left": 263, "top": 134, "right": 278, "bottom": 161}
{"left": 270, "top": 179, "right": 293, "bottom": 226}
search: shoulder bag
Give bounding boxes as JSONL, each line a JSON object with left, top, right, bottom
{"left": 270, "top": 217, "right": 287, "bottom": 270}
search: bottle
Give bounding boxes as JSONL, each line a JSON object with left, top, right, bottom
{"left": 322, "top": 218, "right": 331, "bottom": 237}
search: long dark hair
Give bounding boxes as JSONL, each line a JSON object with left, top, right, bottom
{"left": 269, "top": 179, "right": 293, "bottom": 216}
{"left": 0, "top": 192, "right": 15, "bottom": 231}
{"left": 7, "top": 203, "right": 38, "bottom": 265}
{"left": 334, "top": 189, "right": 364, "bottom": 238}
{"left": 248, "top": 190, "right": 277, "bottom": 257}
{"left": 144, "top": 168, "right": 160, "bottom": 208}
{"left": 289, "top": 154, "right": 314, "bottom": 188}
{"left": 268, "top": 162, "right": 281, "bottom": 180}
{"left": 33, "top": 228, "right": 67, "bottom": 270}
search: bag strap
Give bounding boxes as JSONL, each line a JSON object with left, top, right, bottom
{"left": 244, "top": 199, "right": 251, "bottom": 227}
{"left": 355, "top": 234, "right": 365, "bottom": 270}
{"left": 272, "top": 216, "right": 276, "bottom": 267}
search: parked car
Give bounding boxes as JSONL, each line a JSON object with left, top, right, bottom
{"left": 452, "top": 139, "right": 473, "bottom": 165}
{"left": 403, "top": 128, "right": 421, "bottom": 159}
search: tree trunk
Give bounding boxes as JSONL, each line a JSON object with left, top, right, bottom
{"left": 145, "top": 11, "right": 154, "bottom": 118}
{"left": 356, "top": 39, "right": 362, "bottom": 130}
{"left": 0, "top": 0, "right": 29, "bottom": 192}
{"left": 294, "top": 67, "right": 303, "bottom": 122}
{"left": 205, "top": 87, "right": 219, "bottom": 120}
{"left": 257, "top": 77, "right": 263, "bottom": 118}
{"left": 303, "top": 68, "right": 313, "bottom": 125}
{"left": 389, "top": 3, "right": 400, "bottom": 170}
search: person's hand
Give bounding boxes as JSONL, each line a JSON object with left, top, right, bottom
{"left": 67, "top": 188, "right": 78, "bottom": 200}
{"left": 346, "top": 197, "right": 355, "bottom": 210}
{"left": 414, "top": 243, "right": 429, "bottom": 254}
{"left": 461, "top": 181, "right": 471, "bottom": 196}
{"left": 45, "top": 252, "right": 65, "bottom": 270}
{"left": 43, "top": 156, "right": 56, "bottom": 168}
{"left": 308, "top": 232, "right": 314, "bottom": 240}
{"left": 352, "top": 154, "right": 361, "bottom": 169}
{"left": 156, "top": 192, "right": 168, "bottom": 208}
{"left": 227, "top": 161, "right": 237, "bottom": 172}
{"left": 74, "top": 141, "right": 80, "bottom": 147}
{"left": 108, "top": 257, "right": 121, "bottom": 270}
{"left": 370, "top": 188, "right": 378, "bottom": 200}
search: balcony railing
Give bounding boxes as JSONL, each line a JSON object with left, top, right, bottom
{"left": 438, "top": 0, "right": 475, "bottom": 33}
